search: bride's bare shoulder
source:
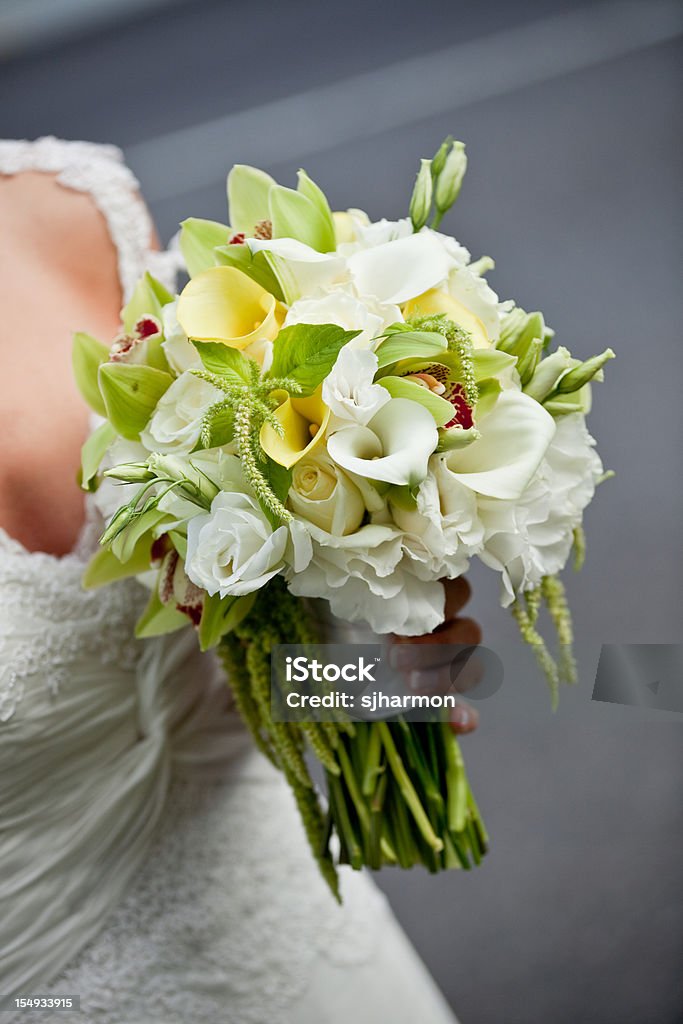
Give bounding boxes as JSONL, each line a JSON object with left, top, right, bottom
{"left": 0, "top": 170, "right": 122, "bottom": 323}
{"left": 0, "top": 170, "right": 143, "bottom": 555}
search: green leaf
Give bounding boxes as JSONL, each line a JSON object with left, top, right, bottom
{"left": 378, "top": 376, "right": 454, "bottom": 426}
{"left": 98, "top": 363, "right": 173, "bottom": 440}
{"left": 296, "top": 170, "right": 336, "bottom": 251}
{"left": 79, "top": 421, "right": 117, "bottom": 491}
{"left": 213, "top": 243, "right": 285, "bottom": 300}
{"left": 122, "top": 272, "right": 173, "bottom": 332}
{"left": 72, "top": 332, "right": 109, "bottom": 416}
{"left": 268, "top": 323, "right": 361, "bottom": 394}
{"left": 269, "top": 185, "right": 335, "bottom": 253}
{"left": 199, "top": 591, "right": 257, "bottom": 651}
{"left": 135, "top": 587, "right": 189, "bottom": 638}
{"left": 179, "top": 218, "right": 231, "bottom": 277}
{"left": 82, "top": 535, "right": 153, "bottom": 589}
{"left": 192, "top": 341, "right": 253, "bottom": 383}
{"left": 227, "top": 164, "right": 276, "bottom": 234}
{"left": 374, "top": 331, "right": 448, "bottom": 370}
{"left": 264, "top": 458, "right": 293, "bottom": 505}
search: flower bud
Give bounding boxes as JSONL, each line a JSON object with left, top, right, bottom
{"left": 516, "top": 338, "right": 543, "bottom": 386}
{"left": 523, "top": 347, "right": 574, "bottom": 402}
{"left": 409, "top": 159, "right": 433, "bottom": 231}
{"left": 148, "top": 453, "right": 219, "bottom": 507}
{"left": 431, "top": 135, "right": 453, "bottom": 178}
{"left": 434, "top": 141, "right": 467, "bottom": 214}
{"left": 556, "top": 348, "right": 615, "bottom": 393}
{"left": 498, "top": 309, "right": 546, "bottom": 355}
{"left": 104, "top": 462, "right": 155, "bottom": 483}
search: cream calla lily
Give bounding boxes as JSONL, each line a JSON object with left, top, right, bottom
{"left": 327, "top": 397, "right": 438, "bottom": 486}
{"left": 347, "top": 232, "right": 455, "bottom": 305}
{"left": 444, "top": 390, "right": 556, "bottom": 499}
{"left": 176, "top": 266, "right": 285, "bottom": 350}
{"left": 260, "top": 388, "right": 331, "bottom": 469}
{"left": 403, "top": 288, "right": 490, "bottom": 349}
{"left": 247, "top": 238, "right": 345, "bottom": 304}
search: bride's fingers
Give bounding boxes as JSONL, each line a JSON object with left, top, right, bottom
{"left": 443, "top": 577, "right": 472, "bottom": 620}
{"left": 449, "top": 701, "right": 479, "bottom": 734}
{"left": 392, "top": 613, "right": 482, "bottom": 652}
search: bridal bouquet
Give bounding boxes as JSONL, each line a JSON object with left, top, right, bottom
{"left": 74, "top": 138, "right": 612, "bottom": 896}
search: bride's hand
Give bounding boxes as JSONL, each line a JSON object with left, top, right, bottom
{"left": 389, "top": 578, "right": 482, "bottom": 735}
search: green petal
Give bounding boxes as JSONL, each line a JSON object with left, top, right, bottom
{"left": 122, "top": 272, "right": 173, "bottom": 333}
{"left": 180, "top": 218, "right": 232, "bottom": 277}
{"left": 135, "top": 586, "right": 189, "bottom": 638}
{"left": 227, "top": 164, "right": 277, "bottom": 234}
{"left": 72, "top": 331, "right": 109, "bottom": 416}
{"left": 79, "top": 420, "right": 117, "bottom": 492}
{"left": 269, "top": 185, "right": 335, "bottom": 253}
{"left": 99, "top": 363, "right": 173, "bottom": 440}
{"left": 379, "top": 376, "right": 454, "bottom": 426}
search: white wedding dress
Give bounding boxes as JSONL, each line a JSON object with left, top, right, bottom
{"left": 0, "top": 138, "right": 458, "bottom": 1024}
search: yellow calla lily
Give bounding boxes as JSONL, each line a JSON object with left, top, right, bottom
{"left": 176, "top": 266, "right": 285, "bottom": 350}
{"left": 260, "top": 388, "right": 330, "bottom": 469}
{"left": 403, "top": 288, "right": 490, "bottom": 349}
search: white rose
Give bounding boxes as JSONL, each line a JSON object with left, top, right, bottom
{"left": 286, "top": 523, "right": 444, "bottom": 635}
{"left": 477, "top": 413, "right": 604, "bottom": 605}
{"left": 186, "top": 491, "right": 290, "bottom": 598}
{"left": 322, "top": 345, "right": 390, "bottom": 427}
{"left": 289, "top": 449, "right": 365, "bottom": 535}
{"left": 140, "top": 371, "right": 223, "bottom": 455}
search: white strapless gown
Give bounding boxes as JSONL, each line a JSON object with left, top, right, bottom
{"left": 0, "top": 139, "right": 458, "bottom": 1024}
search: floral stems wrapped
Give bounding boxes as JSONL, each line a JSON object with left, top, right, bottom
{"left": 217, "top": 578, "right": 487, "bottom": 898}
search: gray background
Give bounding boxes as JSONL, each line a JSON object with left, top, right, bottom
{"left": 1, "top": 1, "right": 681, "bottom": 1021}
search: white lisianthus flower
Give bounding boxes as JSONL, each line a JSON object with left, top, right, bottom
{"left": 327, "top": 398, "right": 438, "bottom": 486}
{"left": 285, "top": 290, "right": 399, "bottom": 349}
{"left": 161, "top": 299, "right": 201, "bottom": 374}
{"left": 392, "top": 465, "right": 484, "bottom": 580}
{"left": 322, "top": 346, "right": 390, "bottom": 427}
{"left": 140, "top": 371, "right": 223, "bottom": 455}
{"left": 288, "top": 449, "right": 366, "bottom": 535}
{"left": 286, "top": 523, "right": 445, "bottom": 635}
{"left": 186, "top": 491, "right": 291, "bottom": 598}
{"left": 478, "top": 413, "right": 604, "bottom": 605}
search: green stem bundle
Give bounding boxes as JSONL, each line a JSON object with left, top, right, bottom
{"left": 217, "top": 578, "right": 488, "bottom": 899}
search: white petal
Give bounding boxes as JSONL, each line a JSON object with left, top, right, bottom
{"left": 328, "top": 398, "right": 437, "bottom": 485}
{"left": 348, "top": 233, "right": 454, "bottom": 305}
{"left": 445, "top": 390, "right": 556, "bottom": 499}
{"left": 247, "top": 237, "right": 345, "bottom": 302}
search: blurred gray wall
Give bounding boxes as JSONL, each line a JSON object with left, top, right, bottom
{"left": 1, "top": 2, "right": 681, "bottom": 1022}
